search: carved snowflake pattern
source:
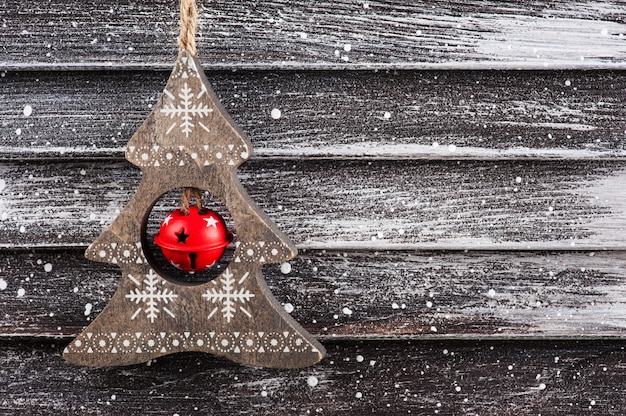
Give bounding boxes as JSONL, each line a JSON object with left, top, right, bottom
{"left": 160, "top": 82, "right": 213, "bottom": 137}
{"left": 202, "top": 268, "right": 255, "bottom": 323}
{"left": 126, "top": 269, "right": 178, "bottom": 323}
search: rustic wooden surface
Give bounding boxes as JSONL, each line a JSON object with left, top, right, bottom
{"left": 2, "top": 159, "right": 626, "bottom": 250}
{"left": 2, "top": 0, "right": 626, "bottom": 414}
{"left": 2, "top": 70, "right": 626, "bottom": 160}
{"left": 2, "top": 339, "right": 626, "bottom": 415}
{"left": 3, "top": 249, "right": 626, "bottom": 338}
{"left": 1, "top": 0, "right": 626, "bottom": 70}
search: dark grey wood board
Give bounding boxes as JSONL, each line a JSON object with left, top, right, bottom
{"left": 1, "top": 339, "right": 626, "bottom": 415}
{"left": 2, "top": 0, "right": 626, "bottom": 70}
{"left": 3, "top": 249, "right": 626, "bottom": 338}
{"left": 2, "top": 69, "right": 626, "bottom": 160}
{"left": 1, "top": 159, "right": 626, "bottom": 250}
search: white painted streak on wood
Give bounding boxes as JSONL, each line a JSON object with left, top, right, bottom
{"left": 576, "top": 167, "right": 626, "bottom": 247}
{"left": 1, "top": 1, "right": 625, "bottom": 69}
{"left": 2, "top": 160, "right": 626, "bottom": 250}
{"left": 475, "top": 16, "right": 626, "bottom": 68}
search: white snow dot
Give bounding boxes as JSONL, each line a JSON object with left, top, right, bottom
{"left": 430, "top": 326, "right": 438, "bottom": 332}
{"left": 455, "top": 386, "right": 462, "bottom": 392}
{"left": 355, "top": 392, "right": 363, "bottom": 399}
{"left": 383, "top": 111, "right": 392, "bottom": 119}
{"left": 23, "top": 105, "right": 33, "bottom": 117}
{"left": 343, "top": 43, "right": 352, "bottom": 52}
{"left": 19, "top": 225, "right": 26, "bottom": 233}
{"left": 565, "top": 79, "right": 571, "bottom": 87}
{"left": 15, "top": 128, "right": 22, "bottom": 136}
{"left": 17, "top": 288, "right": 25, "bottom": 297}
{"left": 280, "top": 262, "right": 292, "bottom": 274}
{"left": 448, "top": 144, "right": 457, "bottom": 152}
{"left": 515, "top": 176, "right": 522, "bottom": 184}
{"left": 487, "top": 289, "right": 496, "bottom": 298}
{"left": 261, "top": 390, "right": 268, "bottom": 397}
{"left": 538, "top": 383, "right": 546, "bottom": 390}
{"left": 356, "top": 355, "right": 364, "bottom": 362}
{"left": 342, "top": 307, "right": 353, "bottom": 316}
{"left": 270, "top": 108, "right": 282, "bottom": 119}
{"left": 111, "top": 395, "right": 116, "bottom": 401}
{"left": 426, "top": 301, "right": 433, "bottom": 308}
{"left": 84, "top": 303, "right": 93, "bottom": 316}
{"left": 44, "top": 263, "right": 53, "bottom": 273}
{"left": 392, "top": 302, "right": 400, "bottom": 309}
{"left": 0, "top": 279, "right": 6, "bottom": 291}
{"left": 601, "top": 28, "right": 609, "bottom": 36}
{"left": 307, "top": 375, "right": 319, "bottom": 387}
{"left": 284, "top": 303, "right": 294, "bottom": 313}
{"left": 0, "top": 179, "right": 6, "bottom": 192}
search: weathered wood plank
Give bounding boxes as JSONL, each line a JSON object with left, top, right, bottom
{"left": 1, "top": 339, "right": 625, "bottom": 415}
{"left": 2, "top": 1, "right": 626, "bottom": 70}
{"left": 2, "top": 69, "right": 626, "bottom": 160}
{"left": 1, "top": 160, "right": 626, "bottom": 250}
{"left": 2, "top": 249, "right": 626, "bottom": 338}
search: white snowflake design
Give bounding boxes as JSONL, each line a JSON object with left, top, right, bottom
{"left": 202, "top": 268, "right": 255, "bottom": 323}
{"left": 126, "top": 269, "right": 178, "bottom": 323}
{"left": 160, "top": 82, "right": 213, "bottom": 137}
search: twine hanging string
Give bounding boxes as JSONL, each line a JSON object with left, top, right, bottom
{"left": 181, "top": 187, "right": 204, "bottom": 215}
{"left": 179, "top": 0, "right": 198, "bottom": 56}
{"left": 179, "top": 0, "right": 202, "bottom": 214}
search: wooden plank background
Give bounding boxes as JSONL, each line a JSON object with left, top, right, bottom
{"left": 2, "top": 0, "right": 626, "bottom": 414}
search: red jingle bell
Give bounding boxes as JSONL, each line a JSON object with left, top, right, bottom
{"left": 154, "top": 206, "right": 233, "bottom": 271}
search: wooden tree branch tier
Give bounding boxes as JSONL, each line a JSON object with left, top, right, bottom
{"left": 62, "top": 51, "right": 325, "bottom": 368}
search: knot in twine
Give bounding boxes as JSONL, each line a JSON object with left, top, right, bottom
{"left": 179, "top": 0, "right": 198, "bottom": 56}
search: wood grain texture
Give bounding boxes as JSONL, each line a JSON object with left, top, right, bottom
{"left": 1, "top": 339, "right": 626, "bottom": 415}
{"left": 3, "top": 249, "right": 626, "bottom": 339}
{"left": 2, "top": 69, "right": 626, "bottom": 160}
{"left": 1, "top": 159, "right": 626, "bottom": 250}
{"left": 1, "top": 0, "right": 626, "bottom": 70}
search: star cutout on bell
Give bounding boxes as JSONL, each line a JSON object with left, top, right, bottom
{"left": 204, "top": 216, "right": 219, "bottom": 228}
{"left": 175, "top": 228, "right": 190, "bottom": 244}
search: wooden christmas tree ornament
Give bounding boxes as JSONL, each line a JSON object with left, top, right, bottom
{"left": 63, "top": 0, "right": 325, "bottom": 368}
